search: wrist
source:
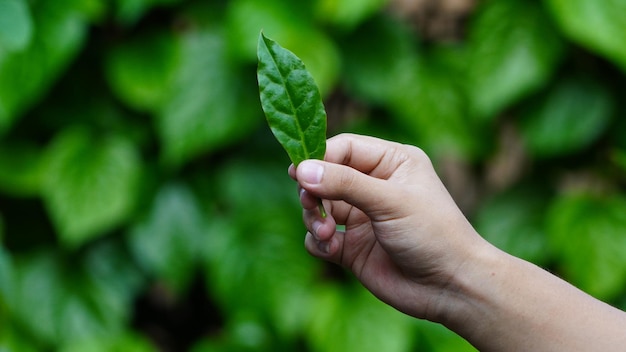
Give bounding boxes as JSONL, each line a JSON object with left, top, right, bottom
{"left": 428, "top": 238, "right": 510, "bottom": 337}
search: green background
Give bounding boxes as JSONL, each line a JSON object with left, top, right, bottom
{"left": 1, "top": 0, "right": 625, "bottom": 350}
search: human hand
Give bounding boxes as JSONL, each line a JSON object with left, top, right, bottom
{"left": 289, "top": 133, "right": 487, "bottom": 321}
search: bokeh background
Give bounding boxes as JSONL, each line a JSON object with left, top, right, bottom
{"left": 1, "top": 0, "right": 626, "bottom": 351}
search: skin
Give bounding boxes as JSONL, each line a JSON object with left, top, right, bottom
{"left": 289, "top": 133, "right": 626, "bottom": 351}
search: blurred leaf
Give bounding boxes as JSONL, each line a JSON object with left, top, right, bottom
{"left": 114, "top": 0, "right": 180, "bottom": 25}
{"left": 156, "top": 26, "right": 260, "bottom": 165}
{"left": 204, "top": 160, "right": 319, "bottom": 337}
{"left": 0, "top": 325, "right": 40, "bottom": 352}
{"left": 309, "top": 285, "right": 415, "bottom": 352}
{"left": 394, "top": 56, "right": 481, "bottom": 158}
{"left": 59, "top": 332, "right": 156, "bottom": 352}
{"left": 414, "top": 319, "right": 477, "bottom": 351}
{"left": 12, "top": 244, "right": 142, "bottom": 346}
{"left": 520, "top": 76, "right": 614, "bottom": 158}
{"left": 191, "top": 312, "right": 276, "bottom": 352}
{"left": 341, "top": 15, "right": 420, "bottom": 105}
{"left": 466, "top": 0, "right": 564, "bottom": 120}
{"left": 613, "top": 149, "right": 626, "bottom": 173}
{"left": 547, "top": 193, "right": 626, "bottom": 299}
{"left": 0, "top": 0, "right": 87, "bottom": 133}
{"left": 42, "top": 128, "right": 141, "bottom": 248}
{"left": 0, "top": 245, "right": 12, "bottom": 316}
{"left": 316, "top": 0, "right": 389, "bottom": 30}
{"left": 80, "top": 241, "right": 145, "bottom": 327}
{"left": 0, "top": 0, "right": 33, "bottom": 51}
{"left": 129, "top": 183, "right": 206, "bottom": 292}
{"left": 106, "top": 29, "right": 181, "bottom": 112}
{"left": 474, "top": 186, "right": 550, "bottom": 264}
{"left": 226, "top": 0, "right": 339, "bottom": 95}
{"left": 67, "top": 0, "right": 107, "bottom": 22}
{"left": 342, "top": 16, "right": 480, "bottom": 157}
{"left": 0, "top": 142, "right": 43, "bottom": 197}
{"left": 11, "top": 252, "right": 69, "bottom": 343}
{"left": 315, "top": 0, "right": 388, "bottom": 30}
{"left": 546, "top": 0, "right": 626, "bottom": 72}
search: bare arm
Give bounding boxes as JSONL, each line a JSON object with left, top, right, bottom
{"left": 292, "top": 133, "right": 626, "bottom": 351}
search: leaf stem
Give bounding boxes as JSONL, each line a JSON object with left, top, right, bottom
{"left": 317, "top": 198, "right": 327, "bottom": 218}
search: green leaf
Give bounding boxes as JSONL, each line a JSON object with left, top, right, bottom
{"left": 465, "top": 0, "right": 565, "bottom": 120}
{"left": 156, "top": 26, "right": 259, "bottom": 166}
{"left": 0, "top": 0, "right": 33, "bottom": 51}
{"left": 59, "top": 333, "right": 156, "bottom": 352}
{"left": 341, "top": 15, "right": 420, "bottom": 105}
{"left": 0, "top": 142, "right": 44, "bottom": 197}
{"left": 204, "top": 160, "right": 319, "bottom": 337}
{"left": 547, "top": 193, "right": 626, "bottom": 299}
{"left": 257, "top": 32, "right": 327, "bottom": 166}
{"left": 392, "top": 52, "right": 483, "bottom": 158}
{"left": 546, "top": 0, "right": 626, "bottom": 72}
{"left": 11, "top": 246, "right": 142, "bottom": 346}
{"left": 105, "top": 29, "right": 181, "bottom": 112}
{"left": 42, "top": 128, "right": 141, "bottom": 248}
{"left": 226, "top": 0, "right": 339, "bottom": 95}
{"left": 613, "top": 149, "right": 626, "bottom": 173}
{"left": 520, "top": 76, "right": 614, "bottom": 158}
{"left": 128, "top": 183, "right": 206, "bottom": 292}
{"left": 315, "top": 0, "right": 388, "bottom": 30}
{"left": 0, "top": 324, "right": 41, "bottom": 352}
{"left": 414, "top": 319, "right": 477, "bottom": 351}
{"left": 0, "top": 1, "right": 87, "bottom": 133}
{"left": 0, "top": 245, "right": 12, "bottom": 315}
{"left": 474, "top": 186, "right": 550, "bottom": 264}
{"left": 309, "top": 285, "right": 415, "bottom": 352}
{"left": 114, "top": 0, "right": 180, "bottom": 25}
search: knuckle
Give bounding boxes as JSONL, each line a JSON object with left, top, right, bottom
{"left": 404, "top": 144, "right": 432, "bottom": 165}
{"left": 338, "top": 169, "right": 358, "bottom": 193}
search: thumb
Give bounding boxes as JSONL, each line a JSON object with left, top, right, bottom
{"left": 296, "top": 160, "right": 400, "bottom": 217}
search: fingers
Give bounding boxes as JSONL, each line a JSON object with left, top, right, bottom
{"left": 304, "top": 231, "right": 344, "bottom": 264}
{"left": 296, "top": 159, "right": 402, "bottom": 219}
{"left": 325, "top": 133, "right": 417, "bottom": 179}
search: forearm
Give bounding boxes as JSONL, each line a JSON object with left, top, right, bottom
{"left": 440, "top": 242, "right": 626, "bottom": 351}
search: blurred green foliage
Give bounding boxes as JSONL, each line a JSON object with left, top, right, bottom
{"left": 0, "top": 0, "right": 625, "bottom": 351}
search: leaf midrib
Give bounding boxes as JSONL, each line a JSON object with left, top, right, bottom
{"left": 263, "top": 36, "right": 311, "bottom": 163}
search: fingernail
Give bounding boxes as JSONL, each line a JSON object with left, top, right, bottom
{"left": 299, "top": 187, "right": 306, "bottom": 199}
{"left": 299, "top": 161, "right": 323, "bottom": 185}
{"left": 312, "top": 220, "right": 322, "bottom": 240}
{"left": 317, "top": 240, "right": 330, "bottom": 254}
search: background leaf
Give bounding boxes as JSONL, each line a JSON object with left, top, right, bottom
{"left": 42, "top": 128, "right": 141, "bottom": 247}
{"left": 315, "top": 0, "right": 388, "bottom": 30}
{"left": 226, "top": 0, "right": 340, "bottom": 95}
{"left": 106, "top": 29, "right": 181, "bottom": 112}
{"left": 0, "top": 142, "right": 43, "bottom": 197}
{"left": 156, "top": 25, "right": 260, "bottom": 166}
{"left": 308, "top": 285, "right": 416, "bottom": 352}
{"left": 129, "top": 183, "right": 207, "bottom": 293}
{"left": 11, "top": 243, "right": 143, "bottom": 346}
{"left": 520, "top": 76, "right": 614, "bottom": 158}
{"left": 547, "top": 193, "right": 626, "bottom": 300}
{"left": 0, "top": 0, "right": 88, "bottom": 133}
{"left": 475, "top": 186, "right": 550, "bottom": 265}
{"left": 0, "top": 0, "right": 33, "bottom": 51}
{"left": 546, "top": 0, "right": 626, "bottom": 72}
{"left": 465, "top": 0, "right": 565, "bottom": 120}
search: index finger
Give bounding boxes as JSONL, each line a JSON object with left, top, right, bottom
{"left": 324, "top": 133, "right": 412, "bottom": 179}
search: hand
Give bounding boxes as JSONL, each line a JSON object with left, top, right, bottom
{"left": 289, "top": 133, "right": 486, "bottom": 320}
{"left": 290, "top": 134, "right": 626, "bottom": 351}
